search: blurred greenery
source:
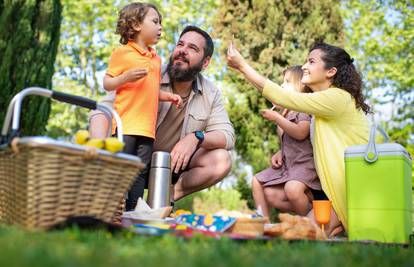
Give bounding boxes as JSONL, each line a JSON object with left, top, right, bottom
{"left": 214, "top": 0, "right": 344, "bottom": 172}
{"left": 174, "top": 187, "right": 249, "bottom": 214}
{"left": 341, "top": 0, "right": 414, "bottom": 189}
{"left": 0, "top": 0, "right": 61, "bottom": 136}
{"left": 47, "top": 0, "right": 220, "bottom": 137}
{"left": 0, "top": 225, "right": 413, "bottom": 267}
{"left": 1, "top": 0, "right": 412, "bottom": 242}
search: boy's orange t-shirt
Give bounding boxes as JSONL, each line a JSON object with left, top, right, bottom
{"left": 106, "top": 41, "right": 161, "bottom": 138}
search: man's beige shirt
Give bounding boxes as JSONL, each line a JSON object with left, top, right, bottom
{"left": 91, "top": 70, "right": 235, "bottom": 150}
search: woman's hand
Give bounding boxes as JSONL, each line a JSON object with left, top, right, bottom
{"left": 226, "top": 39, "right": 267, "bottom": 92}
{"left": 260, "top": 109, "right": 280, "bottom": 122}
{"left": 271, "top": 151, "right": 283, "bottom": 169}
{"left": 226, "top": 41, "right": 247, "bottom": 71}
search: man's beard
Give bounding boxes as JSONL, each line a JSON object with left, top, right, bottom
{"left": 167, "top": 54, "right": 204, "bottom": 82}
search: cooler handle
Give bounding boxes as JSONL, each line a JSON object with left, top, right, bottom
{"left": 364, "top": 124, "right": 389, "bottom": 163}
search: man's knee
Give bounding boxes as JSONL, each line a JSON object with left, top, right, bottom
{"left": 212, "top": 149, "right": 231, "bottom": 177}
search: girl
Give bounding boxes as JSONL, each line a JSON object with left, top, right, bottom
{"left": 227, "top": 42, "right": 370, "bottom": 236}
{"left": 252, "top": 66, "right": 321, "bottom": 218}
{"left": 103, "top": 3, "right": 182, "bottom": 211}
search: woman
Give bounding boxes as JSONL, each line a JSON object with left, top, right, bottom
{"left": 227, "top": 41, "right": 370, "bottom": 236}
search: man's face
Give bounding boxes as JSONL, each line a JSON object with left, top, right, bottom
{"left": 167, "top": 31, "right": 210, "bottom": 82}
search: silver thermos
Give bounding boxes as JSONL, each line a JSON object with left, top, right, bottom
{"left": 147, "top": 151, "right": 171, "bottom": 209}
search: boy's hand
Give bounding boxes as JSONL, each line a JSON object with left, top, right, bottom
{"left": 271, "top": 151, "right": 283, "bottom": 169}
{"left": 260, "top": 109, "right": 279, "bottom": 122}
{"left": 170, "top": 94, "right": 183, "bottom": 109}
{"left": 122, "top": 68, "right": 148, "bottom": 83}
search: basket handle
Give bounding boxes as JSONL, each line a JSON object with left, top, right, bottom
{"left": 51, "top": 91, "right": 97, "bottom": 110}
{"left": 1, "top": 87, "right": 123, "bottom": 145}
{"left": 364, "top": 123, "right": 389, "bottom": 163}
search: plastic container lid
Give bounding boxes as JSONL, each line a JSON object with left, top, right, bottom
{"left": 345, "top": 142, "right": 412, "bottom": 161}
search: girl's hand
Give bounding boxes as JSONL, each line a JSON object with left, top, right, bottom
{"left": 260, "top": 109, "right": 279, "bottom": 122}
{"left": 122, "top": 68, "right": 148, "bottom": 83}
{"left": 271, "top": 103, "right": 284, "bottom": 111}
{"left": 226, "top": 41, "right": 247, "bottom": 71}
{"left": 271, "top": 151, "right": 283, "bottom": 169}
{"left": 170, "top": 94, "right": 183, "bottom": 109}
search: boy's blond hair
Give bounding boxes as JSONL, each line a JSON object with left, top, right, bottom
{"left": 116, "top": 2, "right": 162, "bottom": 45}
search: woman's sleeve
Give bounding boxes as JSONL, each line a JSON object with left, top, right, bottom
{"left": 262, "top": 79, "right": 351, "bottom": 118}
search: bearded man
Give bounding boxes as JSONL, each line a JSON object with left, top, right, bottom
{"left": 90, "top": 26, "right": 235, "bottom": 210}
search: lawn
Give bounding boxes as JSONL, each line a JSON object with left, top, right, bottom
{"left": 0, "top": 225, "right": 413, "bottom": 267}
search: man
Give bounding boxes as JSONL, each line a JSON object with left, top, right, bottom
{"left": 90, "top": 26, "right": 235, "bottom": 210}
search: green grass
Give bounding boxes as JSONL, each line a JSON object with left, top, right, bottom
{"left": 0, "top": 225, "right": 413, "bottom": 267}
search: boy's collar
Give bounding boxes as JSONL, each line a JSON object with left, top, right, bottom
{"left": 127, "top": 41, "right": 156, "bottom": 57}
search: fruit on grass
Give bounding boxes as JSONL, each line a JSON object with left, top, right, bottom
{"left": 84, "top": 138, "right": 105, "bottom": 149}
{"left": 104, "top": 137, "right": 125, "bottom": 153}
{"left": 74, "top": 130, "right": 90, "bottom": 145}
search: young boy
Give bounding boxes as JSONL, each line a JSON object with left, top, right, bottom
{"left": 104, "top": 2, "right": 182, "bottom": 211}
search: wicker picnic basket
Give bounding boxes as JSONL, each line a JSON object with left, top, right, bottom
{"left": 0, "top": 87, "right": 144, "bottom": 229}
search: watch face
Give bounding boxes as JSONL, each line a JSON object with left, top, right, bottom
{"left": 195, "top": 131, "right": 204, "bottom": 140}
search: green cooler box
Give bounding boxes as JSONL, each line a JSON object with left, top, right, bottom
{"left": 345, "top": 125, "right": 412, "bottom": 244}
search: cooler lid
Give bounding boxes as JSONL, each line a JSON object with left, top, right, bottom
{"left": 345, "top": 142, "right": 412, "bottom": 161}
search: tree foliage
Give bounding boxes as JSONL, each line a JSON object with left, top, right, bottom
{"left": 0, "top": 0, "right": 61, "bottom": 136}
{"left": 341, "top": 0, "right": 413, "bottom": 147}
{"left": 48, "top": 0, "right": 220, "bottom": 137}
{"left": 214, "top": 0, "right": 344, "bottom": 172}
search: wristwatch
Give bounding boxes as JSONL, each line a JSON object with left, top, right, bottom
{"left": 193, "top": 131, "right": 205, "bottom": 146}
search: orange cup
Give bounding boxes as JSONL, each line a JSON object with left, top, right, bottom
{"left": 312, "top": 200, "right": 331, "bottom": 225}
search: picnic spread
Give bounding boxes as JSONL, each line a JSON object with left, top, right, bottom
{"left": 0, "top": 88, "right": 412, "bottom": 245}
{"left": 119, "top": 198, "right": 327, "bottom": 241}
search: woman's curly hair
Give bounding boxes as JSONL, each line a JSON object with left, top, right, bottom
{"left": 115, "top": 2, "right": 162, "bottom": 45}
{"left": 310, "top": 42, "right": 371, "bottom": 114}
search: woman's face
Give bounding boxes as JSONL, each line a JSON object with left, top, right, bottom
{"left": 301, "top": 49, "right": 334, "bottom": 90}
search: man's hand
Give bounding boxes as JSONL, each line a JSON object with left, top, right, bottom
{"left": 260, "top": 109, "right": 279, "bottom": 122}
{"left": 170, "top": 133, "right": 199, "bottom": 173}
{"left": 122, "top": 68, "right": 148, "bottom": 83}
{"left": 271, "top": 151, "right": 283, "bottom": 169}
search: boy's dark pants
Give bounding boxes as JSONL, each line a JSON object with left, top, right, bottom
{"left": 122, "top": 135, "right": 154, "bottom": 211}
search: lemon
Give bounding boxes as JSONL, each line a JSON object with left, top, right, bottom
{"left": 74, "top": 130, "right": 90, "bottom": 145}
{"left": 104, "top": 137, "right": 125, "bottom": 153}
{"left": 84, "top": 138, "right": 105, "bottom": 149}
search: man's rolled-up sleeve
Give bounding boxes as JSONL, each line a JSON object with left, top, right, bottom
{"left": 89, "top": 91, "right": 116, "bottom": 120}
{"left": 205, "top": 90, "right": 235, "bottom": 150}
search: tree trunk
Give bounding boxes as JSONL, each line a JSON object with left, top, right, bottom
{"left": 0, "top": 0, "right": 62, "bottom": 136}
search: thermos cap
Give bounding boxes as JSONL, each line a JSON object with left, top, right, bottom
{"left": 151, "top": 151, "right": 171, "bottom": 168}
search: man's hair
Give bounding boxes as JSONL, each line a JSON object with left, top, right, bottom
{"left": 179, "top": 25, "right": 214, "bottom": 59}
{"left": 115, "top": 2, "right": 162, "bottom": 45}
